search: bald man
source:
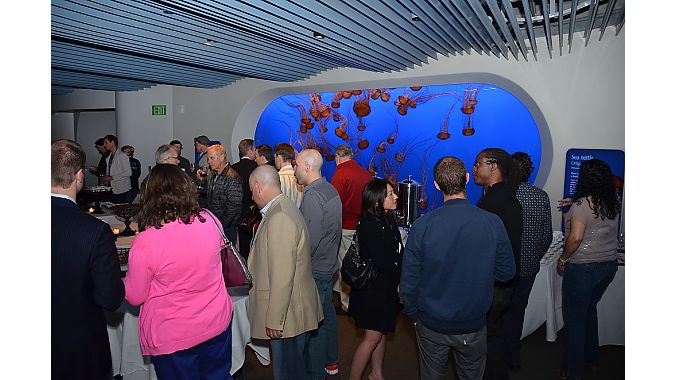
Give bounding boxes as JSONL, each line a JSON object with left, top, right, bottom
{"left": 295, "top": 149, "right": 343, "bottom": 376}
{"left": 248, "top": 165, "right": 323, "bottom": 380}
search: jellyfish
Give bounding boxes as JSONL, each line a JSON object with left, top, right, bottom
{"left": 342, "top": 90, "right": 352, "bottom": 99}
{"left": 462, "top": 116, "right": 475, "bottom": 136}
{"left": 353, "top": 94, "right": 371, "bottom": 117}
{"left": 309, "top": 107, "right": 320, "bottom": 120}
{"left": 358, "top": 139, "right": 369, "bottom": 150}
{"left": 320, "top": 106, "right": 331, "bottom": 118}
{"left": 395, "top": 152, "right": 405, "bottom": 163}
{"left": 461, "top": 84, "right": 482, "bottom": 114}
{"left": 370, "top": 89, "right": 381, "bottom": 100}
{"left": 410, "top": 85, "right": 422, "bottom": 91}
{"left": 325, "top": 154, "right": 335, "bottom": 161}
{"left": 387, "top": 122, "right": 400, "bottom": 144}
{"left": 437, "top": 95, "right": 462, "bottom": 140}
{"left": 331, "top": 92, "right": 343, "bottom": 108}
{"left": 357, "top": 116, "right": 366, "bottom": 131}
{"left": 352, "top": 89, "right": 362, "bottom": 95}
{"left": 376, "top": 141, "right": 387, "bottom": 153}
{"left": 380, "top": 89, "right": 391, "bottom": 102}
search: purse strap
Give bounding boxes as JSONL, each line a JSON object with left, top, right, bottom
{"left": 203, "top": 209, "right": 232, "bottom": 247}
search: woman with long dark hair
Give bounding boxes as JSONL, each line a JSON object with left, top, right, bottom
{"left": 125, "top": 164, "right": 235, "bottom": 380}
{"left": 348, "top": 178, "right": 403, "bottom": 380}
{"left": 557, "top": 159, "right": 620, "bottom": 380}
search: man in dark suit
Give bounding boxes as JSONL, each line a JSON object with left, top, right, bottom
{"left": 231, "top": 138, "right": 258, "bottom": 259}
{"left": 51, "top": 139, "right": 125, "bottom": 380}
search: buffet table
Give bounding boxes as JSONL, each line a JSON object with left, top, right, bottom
{"left": 97, "top": 211, "right": 271, "bottom": 379}
{"left": 106, "top": 287, "right": 270, "bottom": 379}
{"left": 522, "top": 231, "right": 625, "bottom": 346}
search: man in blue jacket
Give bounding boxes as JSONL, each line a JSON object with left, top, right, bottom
{"left": 400, "top": 156, "right": 515, "bottom": 380}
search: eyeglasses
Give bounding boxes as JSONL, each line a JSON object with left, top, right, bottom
{"left": 473, "top": 160, "right": 496, "bottom": 167}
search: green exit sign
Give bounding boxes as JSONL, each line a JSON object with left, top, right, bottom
{"left": 151, "top": 105, "right": 167, "bottom": 116}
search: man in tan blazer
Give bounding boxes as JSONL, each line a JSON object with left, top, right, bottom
{"left": 248, "top": 165, "right": 323, "bottom": 380}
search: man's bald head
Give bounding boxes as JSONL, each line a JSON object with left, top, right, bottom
{"left": 295, "top": 149, "right": 323, "bottom": 186}
{"left": 250, "top": 165, "right": 282, "bottom": 208}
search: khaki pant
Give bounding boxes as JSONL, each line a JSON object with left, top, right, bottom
{"left": 332, "top": 229, "right": 354, "bottom": 311}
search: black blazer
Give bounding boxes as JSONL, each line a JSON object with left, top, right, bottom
{"left": 356, "top": 212, "right": 403, "bottom": 291}
{"left": 51, "top": 196, "right": 125, "bottom": 380}
{"left": 231, "top": 158, "right": 258, "bottom": 217}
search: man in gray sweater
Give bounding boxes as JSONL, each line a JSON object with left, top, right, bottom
{"left": 295, "top": 148, "right": 343, "bottom": 378}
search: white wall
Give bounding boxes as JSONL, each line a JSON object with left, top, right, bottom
{"left": 75, "top": 111, "right": 116, "bottom": 187}
{"left": 51, "top": 89, "right": 115, "bottom": 111}
{"left": 51, "top": 28, "right": 624, "bottom": 229}
{"left": 115, "top": 85, "right": 174, "bottom": 182}
{"left": 51, "top": 112, "right": 75, "bottom": 141}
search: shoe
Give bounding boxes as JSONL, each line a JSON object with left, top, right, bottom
{"left": 325, "top": 364, "right": 339, "bottom": 375}
{"left": 335, "top": 306, "right": 348, "bottom": 316}
{"left": 559, "top": 369, "right": 583, "bottom": 380}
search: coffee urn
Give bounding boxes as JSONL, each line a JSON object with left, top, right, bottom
{"left": 396, "top": 175, "right": 422, "bottom": 227}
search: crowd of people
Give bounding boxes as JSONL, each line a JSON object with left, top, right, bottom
{"left": 52, "top": 135, "right": 621, "bottom": 380}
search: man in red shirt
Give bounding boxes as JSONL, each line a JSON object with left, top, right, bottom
{"left": 330, "top": 144, "right": 372, "bottom": 313}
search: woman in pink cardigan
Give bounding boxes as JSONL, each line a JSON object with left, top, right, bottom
{"left": 125, "top": 164, "right": 234, "bottom": 380}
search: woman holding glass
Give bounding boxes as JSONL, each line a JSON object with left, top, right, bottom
{"left": 557, "top": 159, "right": 620, "bottom": 380}
{"left": 348, "top": 178, "right": 403, "bottom": 380}
{"left": 125, "top": 164, "right": 234, "bottom": 380}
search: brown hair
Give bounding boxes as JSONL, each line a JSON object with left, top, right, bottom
{"left": 238, "top": 139, "right": 254, "bottom": 158}
{"left": 274, "top": 143, "right": 295, "bottom": 163}
{"left": 433, "top": 156, "right": 467, "bottom": 196}
{"left": 52, "top": 139, "right": 85, "bottom": 189}
{"left": 137, "top": 164, "right": 205, "bottom": 231}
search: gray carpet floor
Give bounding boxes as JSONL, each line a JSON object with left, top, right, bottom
{"left": 235, "top": 295, "right": 625, "bottom": 380}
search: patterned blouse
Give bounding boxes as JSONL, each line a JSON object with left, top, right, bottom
{"left": 515, "top": 182, "right": 553, "bottom": 277}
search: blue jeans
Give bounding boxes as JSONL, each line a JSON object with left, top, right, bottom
{"left": 152, "top": 324, "right": 233, "bottom": 380}
{"left": 306, "top": 273, "right": 338, "bottom": 379}
{"left": 562, "top": 260, "right": 617, "bottom": 377}
{"left": 270, "top": 332, "right": 311, "bottom": 380}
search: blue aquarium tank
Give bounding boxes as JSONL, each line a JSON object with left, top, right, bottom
{"left": 255, "top": 82, "right": 541, "bottom": 211}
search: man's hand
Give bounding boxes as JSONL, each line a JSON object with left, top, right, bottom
{"left": 266, "top": 327, "right": 283, "bottom": 339}
{"left": 100, "top": 175, "right": 113, "bottom": 182}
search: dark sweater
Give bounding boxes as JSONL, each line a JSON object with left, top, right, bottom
{"left": 477, "top": 181, "right": 523, "bottom": 280}
{"left": 400, "top": 198, "right": 515, "bottom": 334}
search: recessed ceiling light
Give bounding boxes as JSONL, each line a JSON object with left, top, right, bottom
{"left": 204, "top": 39, "right": 215, "bottom": 46}
{"left": 411, "top": 13, "right": 421, "bottom": 22}
{"left": 313, "top": 31, "right": 325, "bottom": 39}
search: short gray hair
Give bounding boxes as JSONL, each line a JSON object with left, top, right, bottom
{"left": 155, "top": 144, "right": 176, "bottom": 164}
{"left": 334, "top": 144, "right": 353, "bottom": 158}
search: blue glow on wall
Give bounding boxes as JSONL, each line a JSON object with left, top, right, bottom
{"left": 255, "top": 83, "right": 541, "bottom": 210}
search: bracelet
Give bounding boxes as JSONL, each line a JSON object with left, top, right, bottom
{"left": 559, "top": 256, "right": 569, "bottom": 263}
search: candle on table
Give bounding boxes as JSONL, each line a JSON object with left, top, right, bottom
{"left": 113, "top": 228, "right": 120, "bottom": 235}
{"left": 88, "top": 207, "right": 95, "bottom": 213}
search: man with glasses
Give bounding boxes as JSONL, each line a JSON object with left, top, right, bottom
{"left": 471, "top": 148, "right": 523, "bottom": 380}
{"left": 154, "top": 144, "right": 180, "bottom": 166}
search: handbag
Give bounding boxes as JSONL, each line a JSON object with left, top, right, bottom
{"left": 238, "top": 205, "right": 262, "bottom": 232}
{"left": 205, "top": 210, "right": 253, "bottom": 288}
{"left": 340, "top": 229, "right": 378, "bottom": 290}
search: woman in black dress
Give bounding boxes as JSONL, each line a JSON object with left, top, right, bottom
{"left": 348, "top": 178, "right": 403, "bottom": 380}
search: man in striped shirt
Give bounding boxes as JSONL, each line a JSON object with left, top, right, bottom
{"left": 274, "top": 143, "right": 303, "bottom": 208}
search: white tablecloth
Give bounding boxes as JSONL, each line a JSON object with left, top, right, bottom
{"left": 106, "top": 288, "right": 270, "bottom": 378}
{"left": 522, "top": 232, "right": 625, "bottom": 346}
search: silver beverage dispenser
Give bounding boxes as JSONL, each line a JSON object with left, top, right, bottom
{"left": 396, "top": 175, "right": 422, "bottom": 227}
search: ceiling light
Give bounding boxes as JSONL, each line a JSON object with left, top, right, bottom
{"left": 204, "top": 39, "right": 215, "bottom": 46}
{"left": 313, "top": 31, "right": 325, "bottom": 39}
{"left": 411, "top": 13, "right": 421, "bottom": 22}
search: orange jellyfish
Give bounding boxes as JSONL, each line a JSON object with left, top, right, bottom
{"left": 352, "top": 89, "right": 362, "bottom": 95}
{"left": 387, "top": 123, "right": 399, "bottom": 144}
{"left": 358, "top": 139, "right": 369, "bottom": 149}
{"left": 309, "top": 107, "right": 320, "bottom": 120}
{"left": 376, "top": 141, "right": 387, "bottom": 153}
{"left": 353, "top": 96, "right": 371, "bottom": 117}
{"left": 306, "top": 121, "right": 314, "bottom": 130}
{"left": 320, "top": 106, "right": 330, "bottom": 118}
{"left": 380, "top": 90, "right": 391, "bottom": 102}
{"left": 437, "top": 131, "right": 450, "bottom": 140}
{"left": 410, "top": 85, "right": 422, "bottom": 91}
{"left": 395, "top": 152, "right": 405, "bottom": 163}
{"left": 342, "top": 90, "right": 352, "bottom": 99}
{"left": 325, "top": 154, "right": 335, "bottom": 162}
{"left": 462, "top": 115, "right": 475, "bottom": 136}
{"left": 357, "top": 117, "right": 366, "bottom": 131}
{"left": 371, "top": 89, "right": 381, "bottom": 100}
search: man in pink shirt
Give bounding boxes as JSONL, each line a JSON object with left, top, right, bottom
{"left": 330, "top": 144, "right": 373, "bottom": 313}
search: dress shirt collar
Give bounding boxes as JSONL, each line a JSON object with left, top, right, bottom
{"left": 278, "top": 164, "right": 294, "bottom": 174}
{"left": 51, "top": 193, "right": 76, "bottom": 204}
{"left": 260, "top": 193, "right": 283, "bottom": 215}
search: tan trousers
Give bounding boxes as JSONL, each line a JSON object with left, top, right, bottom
{"left": 332, "top": 229, "right": 354, "bottom": 311}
